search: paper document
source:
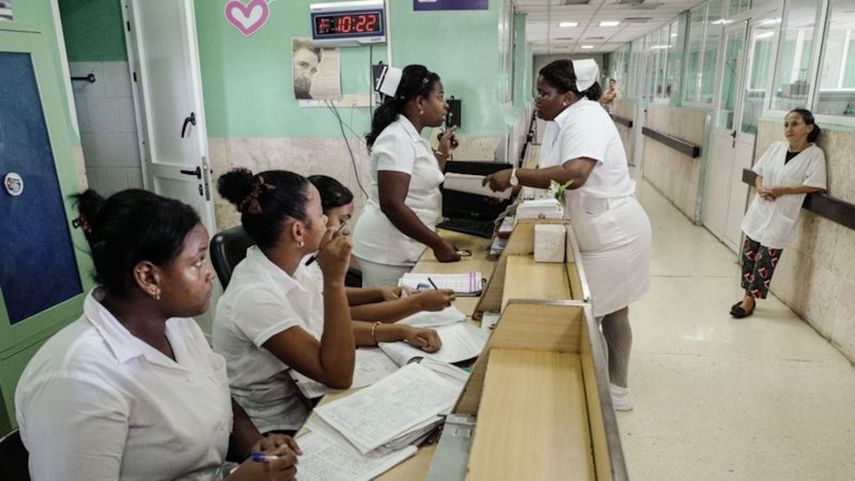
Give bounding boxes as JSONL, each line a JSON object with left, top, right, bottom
{"left": 397, "top": 305, "right": 466, "bottom": 328}
{"left": 379, "top": 322, "right": 489, "bottom": 365}
{"left": 294, "top": 430, "right": 417, "bottom": 481}
{"left": 291, "top": 348, "right": 400, "bottom": 399}
{"left": 399, "top": 272, "right": 483, "bottom": 296}
{"left": 443, "top": 172, "right": 512, "bottom": 200}
{"left": 314, "top": 363, "right": 461, "bottom": 454}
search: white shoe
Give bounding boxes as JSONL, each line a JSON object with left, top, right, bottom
{"left": 610, "top": 383, "right": 634, "bottom": 412}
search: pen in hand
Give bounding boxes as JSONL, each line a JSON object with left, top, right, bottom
{"left": 427, "top": 277, "right": 439, "bottom": 289}
{"left": 250, "top": 452, "right": 282, "bottom": 462}
{"left": 305, "top": 220, "right": 349, "bottom": 266}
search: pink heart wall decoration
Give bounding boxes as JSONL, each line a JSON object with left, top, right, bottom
{"left": 224, "top": 0, "right": 270, "bottom": 37}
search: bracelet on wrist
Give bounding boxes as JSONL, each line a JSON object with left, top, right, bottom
{"left": 370, "top": 321, "right": 382, "bottom": 345}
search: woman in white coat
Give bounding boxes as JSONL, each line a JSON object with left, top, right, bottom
{"left": 484, "top": 59, "right": 651, "bottom": 411}
{"left": 731, "top": 109, "right": 827, "bottom": 318}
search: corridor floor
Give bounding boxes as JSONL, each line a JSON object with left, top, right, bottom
{"left": 620, "top": 179, "right": 855, "bottom": 481}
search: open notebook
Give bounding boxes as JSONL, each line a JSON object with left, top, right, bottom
{"left": 291, "top": 320, "right": 487, "bottom": 399}
{"left": 399, "top": 272, "right": 484, "bottom": 296}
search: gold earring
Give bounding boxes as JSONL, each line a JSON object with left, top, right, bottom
{"left": 298, "top": 240, "right": 305, "bottom": 248}
{"left": 419, "top": 109, "right": 424, "bottom": 116}
{"left": 153, "top": 289, "right": 161, "bottom": 301}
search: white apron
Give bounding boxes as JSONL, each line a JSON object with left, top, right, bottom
{"left": 566, "top": 190, "right": 652, "bottom": 317}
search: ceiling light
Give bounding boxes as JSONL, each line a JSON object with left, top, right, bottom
{"left": 559, "top": 21, "right": 579, "bottom": 28}
{"left": 581, "top": 45, "right": 595, "bottom": 49}
{"left": 670, "top": 33, "right": 677, "bottom": 37}
{"left": 599, "top": 21, "right": 621, "bottom": 27}
{"left": 755, "top": 31, "right": 775, "bottom": 39}
{"left": 711, "top": 18, "right": 732, "bottom": 25}
{"left": 650, "top": 45, "right": 672, "bottom": 50}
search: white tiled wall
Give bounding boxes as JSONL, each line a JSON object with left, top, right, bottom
{"left": 70, "top": 61, "right": 143, "bottom": 196}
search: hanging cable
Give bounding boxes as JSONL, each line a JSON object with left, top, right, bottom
{"left": 326, "top": 100, "right": 369, "bottom": 198}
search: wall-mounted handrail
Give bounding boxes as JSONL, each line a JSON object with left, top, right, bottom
{"left": 641, "top": 127, "right": 702, "bottom": 158}
{"left": 610, "top": 114, "right": 633, "bottom": 128}
{"left": 742, "top": 169, "right": 855, "bottom": 231}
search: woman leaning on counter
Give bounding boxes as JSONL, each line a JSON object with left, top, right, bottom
{"left": 484, "top": 59, "right": 651, "bottom": 411}
{"left": 351, "top": 64, "right": 461, "bottom": 287}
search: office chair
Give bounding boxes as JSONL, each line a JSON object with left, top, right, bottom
{"left": 210, "top": 225, "right": 364, "bottom": 289}
{"left": 0, "top": 429, "right": 30, "bottom": 481}
{"left": 209, "top": 225, "right": 254, "bottom": 289}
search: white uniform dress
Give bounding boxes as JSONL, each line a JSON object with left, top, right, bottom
{"left": 213, "top": 246, "right": 325, "bottom": 433}
{"left": 16, "top": 289, "right": 233, "bottom": 481}
{"left": 740, "top": 141, "right": 827, "bottom": 249}
{"left": 540, "top": 98, "right": 652, "bottom": 317}
{"left": 352, "top": 115, "right": 445, "bottom": 285}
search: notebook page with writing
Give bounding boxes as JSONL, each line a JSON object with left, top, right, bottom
{"left": 379, "top": 322, "right": 489, "bottom": 365}
{"left": 399, "top": 272, "right": 483, "bottom": 296}
{"left": 314, "top": 363, "right": 460, "bottom": 454}
{"left": 396, "top": 304, "right": 466, "bottom": 328}
{"left": 294, "top": 430, "right": 417, "bottom": 481}
{"left": 290, "top": 348, "right": 400, "bottom": 399}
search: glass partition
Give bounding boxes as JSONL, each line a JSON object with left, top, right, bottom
{"left": 770, "top": 0, "right": 821, "bottom": 111}
{"left": 815, "top": 0, "right": 855, "bottom": 117}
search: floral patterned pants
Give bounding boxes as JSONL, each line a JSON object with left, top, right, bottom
{"left": 740, "top": 236, "right": 783, "bottom": 299}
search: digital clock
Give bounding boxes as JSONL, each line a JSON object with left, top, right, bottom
{"left": 310, "top": 1, "right": 387, "bottom": 46}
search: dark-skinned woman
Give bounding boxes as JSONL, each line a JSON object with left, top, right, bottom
{"left": 16, "top": 189, "right": 299, "bottom": 481}
{"left": 351, "top": 64, "right": 461, "bottom": 287}
{"left": 484, "top": 59, "right": 651, "bottom": 411}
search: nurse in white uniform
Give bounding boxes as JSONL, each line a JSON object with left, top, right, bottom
{"left": 484, "top": 59, "right": 651, "bottom": 411}
{"left": 352, "top": 65, "right": 460, "bottom": 287}
{"left": 731, "top": 109, "right": 826, "bottom": 318}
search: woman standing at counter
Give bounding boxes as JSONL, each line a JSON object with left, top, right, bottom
{"left": 351, "top": 64, "right": 460, "bottom": 287}
{"left": 483, "top": 59, "right": 651, "bottom": 411}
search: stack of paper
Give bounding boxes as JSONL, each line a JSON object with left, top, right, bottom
{"left": 443, "top": 172, "right": 512, "bottom": 200}
{"left": 314, "top": 363, "right": 462, "bottom": 454}
{"left": 291, "top": 348, "right": 400, "bottom": 399}
{"left": 516, "top": 198, "right": 563, "bottom": 220}
{"left": 295, "top": 428, "right": 417, "bottom": 481}
{"left": 399, "top": 272, "right": 483, "bottom": 296}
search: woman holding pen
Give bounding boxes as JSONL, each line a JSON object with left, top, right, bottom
{"left": 213, "top": 168, "right": 442, "bottom": 435}
{"left": 15, "top": 189, "right": 298, "bottom": 481}
{"left": 308, "top": 174, "right": 455, "bottom": 323}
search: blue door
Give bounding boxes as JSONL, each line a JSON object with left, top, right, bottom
{"left": 0, "top": 52, "right": 82, "bottom": 324}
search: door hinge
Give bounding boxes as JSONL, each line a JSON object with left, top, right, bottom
{"left": 126, "top": 21, "right": 131, "bottom": 32}
{"left": 133, "top": 72, "right": 137, "bottom": 82}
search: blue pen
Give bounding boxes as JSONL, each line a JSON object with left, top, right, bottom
{"left": 250, "top": 452, "right": 281, "bottom": 462}
{"left": 427, "top": 277, "right": 439, "bottom": 289}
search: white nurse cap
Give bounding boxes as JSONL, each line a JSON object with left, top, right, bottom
{"left": 376, "top": 65, "right": 403, "bottom": 97}
{"left": 571, "top": 58, "right": 599, "bottom": 92}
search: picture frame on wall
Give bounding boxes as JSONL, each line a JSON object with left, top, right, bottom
{"left": 0, "top": 1, "right": 12, "bottom": 21}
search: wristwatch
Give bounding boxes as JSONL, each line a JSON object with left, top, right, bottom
{"left": 509, "top": 168, "right": 519, "bottom": 187}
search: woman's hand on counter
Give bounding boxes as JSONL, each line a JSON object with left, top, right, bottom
{"left": 403, "top": 326, "right": 442, "bottom": 353}
{"left": 413, "top": 289, "right": 455, "bottom": 311}
{"left": 432, "top": 238, "right": 461, "bottom": 262}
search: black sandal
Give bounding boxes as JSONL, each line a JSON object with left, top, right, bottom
{"left": 731, "top": 305, "right": 754, "bottom": 319}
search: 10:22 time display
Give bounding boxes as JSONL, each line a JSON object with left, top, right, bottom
{"left": 315, "top": 13, "right": 380, "bottom": 36}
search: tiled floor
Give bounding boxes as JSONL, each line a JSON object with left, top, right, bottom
{"left": 620, "top": 179, "right": 855, "bottom": 481}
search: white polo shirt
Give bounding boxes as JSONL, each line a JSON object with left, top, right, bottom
{"left": 213, "top": 246, "right": 325, "bottom": 433}
{"left": 15, "top": 289, "right": 232, "bottom": 481}
{"left": 352, "top": 115, "right": 445, "bottom": 266}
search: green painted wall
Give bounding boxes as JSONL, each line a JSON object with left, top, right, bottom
{"left": 195, "top": 0, "right": 513, "bottom": 138}
{"left": 58, "top": 0, "right": 127, "bottom": 62}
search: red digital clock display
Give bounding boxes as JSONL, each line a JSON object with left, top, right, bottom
{"left": 314, "top": 11, "right": 383, "bottom": 37}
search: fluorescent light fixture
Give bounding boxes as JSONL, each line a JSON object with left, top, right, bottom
{"left": 671, "top": 33, "right": 678, "bottom": 37}
{"left": 650, "top": 45, "right": 672, "bottom": 50}
{"left": 559, "top": 21, "right": 579, "bottom": 27}
{"left": 711, "top": 18, "right": 732, "bottom": 25}
{"left": 581, "top": 45, "right": 595, "bottom": 49}
{"left": 599, "top": 21, "right": 620, "bottom": 27}
{"left": 755, "top": 31, "right": 775, "bottom": 39}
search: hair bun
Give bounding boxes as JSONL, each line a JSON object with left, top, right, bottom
{"left": 217, "top": 168, "right": 256, "bottom": 207}
{"left": 71, "top": 189, "right": 105, "bottom": 237}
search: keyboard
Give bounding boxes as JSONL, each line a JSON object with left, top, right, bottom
{"left": 438, "top": 218, "right": 495, "bottom": 239}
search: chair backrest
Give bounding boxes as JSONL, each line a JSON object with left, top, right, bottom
{"left": 0, "top": 430, "right": 31, "bottom": 481}
{"left": 209, "top": 225, "right": 255, "bottom": 289}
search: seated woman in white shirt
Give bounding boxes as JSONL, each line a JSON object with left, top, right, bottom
{"left": 731, "top": 109, "right": 827, "bottom": 318}
{"left": 308, "top": 174, "right": 455, "bottom": 321}
{"left": 351, "top": 65, "right": 461, "bottom": 287}
{"left": 15, "top": 189, "right": 299, "bottom": 481}
{"left": 214, "top": 168, "right": 443, "bottom": 435}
